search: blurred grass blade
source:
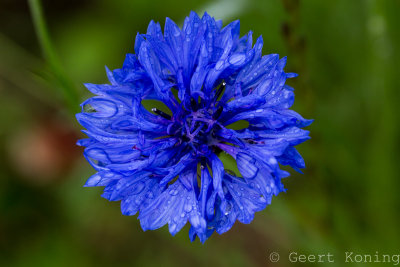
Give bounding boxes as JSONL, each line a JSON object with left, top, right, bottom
{"left": 28, "top": 0, "right": 79, "bottom": 115}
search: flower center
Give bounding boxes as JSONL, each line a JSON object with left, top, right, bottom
{"left": 173, "top": 102, "right": 223, "bottom": 156}
{"left": 152, "top": 82, "right": 226, "bottom": 156}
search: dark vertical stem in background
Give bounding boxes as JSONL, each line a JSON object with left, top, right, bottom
{"left": 280, "top": 0, "right": 334, "bottom": 242}
{"left": 280, "top": 0, "right": 312, "bottom": 109}
{"left": 28, "top": 0, "right": 80, "bottom": 116}
{"left": 281, "top": 0, "right": 304, "bottom": 62}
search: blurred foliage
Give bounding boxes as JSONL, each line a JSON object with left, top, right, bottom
{"left": 0, "top": 0, "right": 399, "bottom": 266}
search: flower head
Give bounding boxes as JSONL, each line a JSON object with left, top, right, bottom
{"left": 77, "top": 11, "right": 312, "bottom": 242}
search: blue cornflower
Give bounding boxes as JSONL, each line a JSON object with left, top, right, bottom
{"left": 77, "top": 11, "right": 312, "bottom": 242}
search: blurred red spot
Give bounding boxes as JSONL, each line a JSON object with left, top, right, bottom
{"left": 8, "top": 118, "right": 80, "bottom": 185}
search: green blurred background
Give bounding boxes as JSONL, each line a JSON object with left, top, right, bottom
{"left": 1, "top": 0, "right": 399, "bottom": 266}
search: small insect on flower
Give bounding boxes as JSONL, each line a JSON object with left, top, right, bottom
{"left": 76, "top": 11, "right": 313, "bottom": 242}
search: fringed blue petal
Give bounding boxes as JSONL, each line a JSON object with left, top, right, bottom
{"left": 139, "top": 180, "right": 206, "bottom": 236}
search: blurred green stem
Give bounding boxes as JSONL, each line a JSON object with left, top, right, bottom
{"left": 28, "top": 0, "right": 79, "bottom": 116}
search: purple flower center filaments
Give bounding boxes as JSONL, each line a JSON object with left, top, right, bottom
{"left": 76, "top": 11, "right": 313, "bottom": 242}
{"left": 159, "top": 82, "right": 226, "bottom": 156}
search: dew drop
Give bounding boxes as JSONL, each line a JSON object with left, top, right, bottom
{"left": 173, "top": 27, "right": 181, "bottom": 37}
{"left": 228, "top": 54, "right": 245, "bottom": 66}
{"left": 169, "top": 223, "right": 177, "bottom": 233}
{"left": 185, "top": 26, "right": 192, "bottom": 35}
{"left": 146, "top": 191, "right": 154, "bottom": 199}
{"left": 169, "top": 189, "right": 179, "bottom": 196}
{"left": 131, "top": 181, "right": 145, "bottom": 195}
{"left": 149, "top": 209, "right": 160, "bottom": 222}
{"left": 224, "top": 203, "right": 232, "bottom": 215}
{"left": 184, "top": 203, "right": 193, "bottom": 213}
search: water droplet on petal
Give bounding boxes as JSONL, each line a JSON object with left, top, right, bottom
{"left": 184, "top": 203, "right": 193, "bottom": 213}
{"left": 169, "top": 189, "right": 179, "bottom": 196}
{"left": 169, "top": 223, "right": 177, "bottom": 233}
{"left": 131, "top": 181, "right": 145, "bottom": 195}
{"left": 228, "top": 54, "right": 245, "bottom": 66}
{"left": 224, "top": 203, "right": 232, "bottom": 215}
{"left": 186, "top": 26, "right": 192, "bottom": 35}
{"left": 173, "top": 27, "right": 181, "bottom": 37}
